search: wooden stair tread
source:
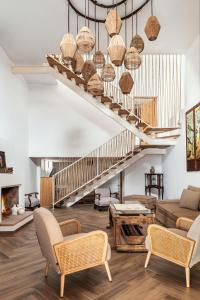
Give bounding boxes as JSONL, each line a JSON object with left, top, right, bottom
{"left": 127, "top": 115, "right": 138, "bottom": 122}
{"left": 101, "top": 96, "right": 112, "bottom": 104}
{"left": 118, "top": 109, "right": 130, "bottom": 116}
{"left": 144, "top": 127, "right": 180, "bottom": 134}
{"left": 109, "top": 103, "right": 121, "bottom": 110}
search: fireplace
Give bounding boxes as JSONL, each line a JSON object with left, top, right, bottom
{"left": 1, "top": 185, "right": 19, "bottom": 217}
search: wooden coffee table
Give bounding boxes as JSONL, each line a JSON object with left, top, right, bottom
{"left": 109, "top": 204, "right": 155, "bottom": 252}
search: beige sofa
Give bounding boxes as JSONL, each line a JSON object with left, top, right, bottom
{"left": 156, "top": 186, "right": 200, "bottom": 227}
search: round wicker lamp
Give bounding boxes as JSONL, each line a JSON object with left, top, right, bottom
{"left": 105, "top": 9, "right": 122, "bottom": 37}
{"left": 72, "top": 52, "right": 84, "bottom": 75}
{"left": 82, "top": 60, "right": 96, "bottom": 82}
{"left": 101, "top": 64, "right": 116, "bottom": 82}
{"left": 107, "top": 35, "right": 126, "bottom": 67}
{"left": 130, "top": 34, "right": 144, "bottom": 53}
{"left": 119, "top": 72, "right": 134, "bottom": 94}
{"left": 76, "top": 26, "right": 95, "bottom": 53}
{"left": 124, "top": 47, "right": 141, "bottom": 70}
{"left": 60, "top": 33, "right": 76, "bottom": 64}
{"left": 144, "top": 16, "right": 161, "bottom": 41}
{"left": 93, "top": 50, "right": 105, "bottom": 69}
{"left": 87, "top": 73, "right": 104, "bottom": 96}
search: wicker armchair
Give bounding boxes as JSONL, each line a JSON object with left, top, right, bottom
{"left": 34, "top": 208, "right": 112, "bottom": 297}
{"left": 144, "top": 217, "right": 200, "bottom": 287}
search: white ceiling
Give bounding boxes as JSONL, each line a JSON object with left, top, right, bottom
{"left": 0, "top": 0, "right": 199, "bottom": 65}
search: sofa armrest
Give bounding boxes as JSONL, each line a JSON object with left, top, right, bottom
{"left": 59, "top": 219, "right": 81, "bottom": 236}
{"left": 111, "top": 192, "right": 119, "bottom": 199}
{"left": 95, "top": 193, "right": 101, "bottom": 200}
{"left": 176, "top": 217, "right": 194, "bottom": 232}
{"left": 54, "top": 230, "right": 108, "bottom": 275}
{"left": 157, "top": 199, "right": 180, "bottom": 205}
{"left": 148, "top": 224, "right": 195, "bottom": 267}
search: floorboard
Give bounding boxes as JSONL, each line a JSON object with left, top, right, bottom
{"left": 0, "top": 205, "right": 200, "bottom": 300}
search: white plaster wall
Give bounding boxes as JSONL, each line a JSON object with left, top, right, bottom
{"left": 28, "top": 81, "right": 123, "bottom": 157}
{"left": 103, "top": 155, "right": 163, "bottom": 196}
{"left": 0, "top": 47, "right": 37, "bottom": 207}
{"left": 163, "top": 0, "right": 200, "bottom": 198}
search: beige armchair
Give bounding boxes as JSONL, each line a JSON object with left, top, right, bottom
{"left": 144, "top": 216, "right": 200, "bottom": 287}
{"left": 34, "top": 208, "right": 112, "bottom": 297}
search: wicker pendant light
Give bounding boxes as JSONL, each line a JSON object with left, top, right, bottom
{"left": 130, "top": 35, "right": 144, "bottom": 53}
{"left": 144, "top": 1, "right": 161, "bottom": 41}
{"left": 72, "top": 52, "right": 84, "bottom": 75}
{"left": 60, "top": 33, "right": 76, "bottom": 64}
{"left": 105, "top": 9, "right": 122, "bottom": 37}
{"left": 93, "top": 51, "right": 105, "bottom": 69}
{"left": 124, "top": 47, "right": 141, "bottom": 70}
{"left": 76, "top": 26, "right": 95, "bottom": 53}
{"left": 108, "top": 35, "right": 126, "bottom": 67}
{"left": 119, "top": 72, "right": 134, "bottom": 94}
{"left": 101, "top": 64, "right": 116, "bottom": 82}
{"left": 87, "top": 73, "right": 104, "bottom": 96}
{"left": 82, "top": 60, "right": 96, "bottom": 82}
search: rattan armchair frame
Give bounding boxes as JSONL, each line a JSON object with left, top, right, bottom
{"left": 144, "top": 217, "right": 195, "bottom": 288}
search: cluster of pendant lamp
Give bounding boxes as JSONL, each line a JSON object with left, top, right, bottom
{"left": 60, "top": 1, "right": 161, "bottom": 96}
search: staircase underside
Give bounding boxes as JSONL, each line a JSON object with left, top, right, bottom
{"left": 46, "top": 55, "right": 180, "bottom": 147}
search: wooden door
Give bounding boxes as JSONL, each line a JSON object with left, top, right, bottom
{"left": 40, "top": 177, "right": 53, "bottom": 207}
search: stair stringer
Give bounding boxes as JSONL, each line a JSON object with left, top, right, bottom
{"left": 50, "top": 68, "right": 177, "bottom": 146}
{"left": 66, "top": 147, "right": 167, "bottom": 207}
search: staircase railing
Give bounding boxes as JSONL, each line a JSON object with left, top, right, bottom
{"left": 52, "top": 130, "right": 136, "bottom": 207}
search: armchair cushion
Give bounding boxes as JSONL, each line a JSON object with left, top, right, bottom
{"left": 95, "top": 197, "right": 119, "bottom": 206}
{"left": 179, "top": 189, "right": 200, "bottom": 211}
{"left": 187, "top": 215, "right": 200, "bottom": 267}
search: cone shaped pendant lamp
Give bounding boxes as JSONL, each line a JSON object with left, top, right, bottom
{"left": 87, "top": 73, "right": 104, "bottom": 96}
{"left": 93, "top": 6, "right": 105, "bottom": 69}
{"left": 108, "top": 35, "right": 126, "bottom": 67}
{"left": 130, "top": 12, "right": 144, "bottom": 53}
{"left": 105, "top": 8, "right": 122, "bottom": 37}
{"left": 124, "top": 47, "right": 141, "bottom": 70}
{"left": 144, "top": 0, "right": 161, "bottom": 41}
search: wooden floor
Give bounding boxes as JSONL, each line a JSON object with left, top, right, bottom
{"left": 0, "top": 205, "right": 200, "bottom": 300}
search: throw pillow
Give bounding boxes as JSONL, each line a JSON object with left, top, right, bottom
{"left": 179, "top": 189, "right": 200, "bottom": 210}
{"left": 188, "top": 186, "right": 200, "bottom": 210}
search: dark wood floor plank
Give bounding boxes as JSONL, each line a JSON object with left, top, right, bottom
{"left": 0, "top": 205, "right": 200, "bottom": 300}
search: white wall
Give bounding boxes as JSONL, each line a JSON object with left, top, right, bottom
{"left": 28, "top": 81, "right": 123, "bottom": 157}
{"left": 0, "top": 47, "right": 37, "bottom": 206}
{"left": 163, "top": 1, "right": 200, "bottom": 198}
{"left": 103, "top": 155, "right": 163, "bottom": 196}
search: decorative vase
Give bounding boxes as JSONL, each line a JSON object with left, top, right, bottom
{"left": 11, "top": 204, "right": 18, "bottom": 216}
{"left": 105, "top": 9, "right": 122, "bottom": 37}
{"left": 130, "top": 34, "right": 144, "bottom": 53}
{"left": 144, "top": 16, "right": 161, "bottom": 41}
{"left": 82, "top": 60, "right": 96, "bottom": 82}
{"left": 87, "top": 73, "right": 104, "bottom": 96}
{"left": 124, "top": 47, "right": 141, "bottom": 70}
{"left": 76, "top": 26, "right": 95, "bottom": 53}
{"left": 101, "top": 63, "right": 116, "bottom": 82}
{"left": 150, "top": 166, "right": 155, "bottom": 174}
{"left": 93, "top": 51, "right": 105, "bottom": 69}
{"left": 119, "top": 72, "right": 134, "bottom": 94}
{"left": 60, "top": 33, "right": 76, "bottom": 64}
{"left": 107, "top": 35, "right": 126, "bottom": 67}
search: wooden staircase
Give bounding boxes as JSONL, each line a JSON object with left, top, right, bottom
{"left": 52, "top": 130, "right": 167, "bottom": 208}
{"left": 46, "top": 54, "right": 180, "bottom": 146}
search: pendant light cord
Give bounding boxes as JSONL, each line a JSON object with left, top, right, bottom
{"left": 85, "top": 0, "right": 87, "bottom": 25}
{"left": 136, "top": 13, "right": 138, "bottom": 34}
{"left": 131, "top": 0, "right": 133, "bottom": 38}
{"left": 151, "top": 0, "right": 154, "bottom": 16}
{"left": 125, "top": 2, "right": 127, "bottom": 47}
{"left": 95, "top": 2, "right": 97, "bottom": 52}
{"left": 88, "top": 0, "right": 90, "bottom": 27}
{"left": 68, "top": 0, "right": 70, "bottom": 32}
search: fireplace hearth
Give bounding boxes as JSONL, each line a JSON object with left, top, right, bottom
{"left": 1, "top": 185, "right": 19, "bottom": 217}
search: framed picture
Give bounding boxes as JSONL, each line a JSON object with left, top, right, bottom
{"left": 186, "top": 102, "right": 200, "bottom": 171}
{"left": 0, "top": 151, "right": 6, "bottom": 169}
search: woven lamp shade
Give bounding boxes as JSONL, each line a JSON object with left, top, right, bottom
{"left": 144, "top": 16, "right": 161, "bottom": 41}
{"left": 124, "top": 47, "right": 141, "bottom": 70}
{"left": 101, "top": 64, "right": 116, "bottom": 82}
{"left": 60, "top": 33, "right": 76, "bottom": 64}
{"left": 108, "top": 35, "right": 126, "bottom": 67}
{"left": 72, "top": 52, "right": 84, "bottom": 75}
{"left": 76, "top": 26, "right": 95, "bottom": 53}
{"left": 93, "top": 51, "right": 105, "bottom": 69}
{"left": 82, "top": 60, "right": 96, "bottom": 82}
{"left": 105, "top": 9, "right": 122, "bottom": 37}
{"left": 87, "top": 73, "right": 104, "bottom": 96}
{"left": 119, "top": 72, "right": 134, "bottom": 94}
{"left": 130, "top": 34, "right": 144, "bottom": 53}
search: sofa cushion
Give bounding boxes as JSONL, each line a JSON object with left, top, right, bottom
{"left": 188, "top": 185, "right": 200, "bottom": 192}
{"left": 187, "top": 215, "right": 200, "bottom": 267}
{"left": 180, "top": 189, "right": 200, "bottom": 210}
